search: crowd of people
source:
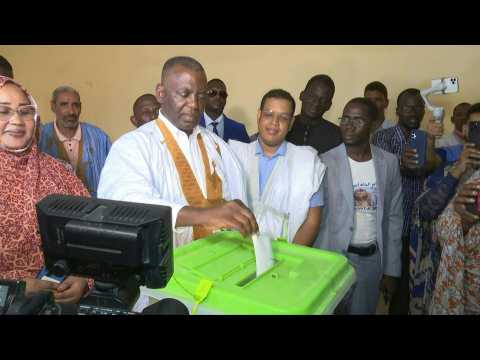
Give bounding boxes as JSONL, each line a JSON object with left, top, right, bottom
{"left": 0, "top": 53, "right": 479, "bottom": 315}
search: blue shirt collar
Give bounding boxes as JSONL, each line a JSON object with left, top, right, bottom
{"left": 255, "top": 140, "right": 287, "bottom": 158}
{"left": 204, "top": 112, "right": 224, "bottom": 126}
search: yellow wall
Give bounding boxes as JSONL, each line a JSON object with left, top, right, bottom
{"left": 2, "top": 45, "right": 479, "bottom": 141}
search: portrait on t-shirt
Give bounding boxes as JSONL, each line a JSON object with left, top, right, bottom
{"left": 353, "top": 181, "right": 377, "bottom": 212}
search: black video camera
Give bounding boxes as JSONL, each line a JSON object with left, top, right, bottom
{"left": 36, "top": 195, "right": 174, "bottom": 315}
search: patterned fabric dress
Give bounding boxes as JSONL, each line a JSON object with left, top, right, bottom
{"left": 409, "top": 175, "right": 457, "bottom": 314}
{"left": 409, "top": 145, "right": 464, "bottom": 314}
{"left": 0, "top": 144, "right": 90, "bottom": 280}
{"left": 430, "top": 172, "right": 480, "bottom": 314}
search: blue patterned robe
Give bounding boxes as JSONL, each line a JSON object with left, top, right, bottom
{"left": 38, "top": 122, "right": 111, "bottom": 197}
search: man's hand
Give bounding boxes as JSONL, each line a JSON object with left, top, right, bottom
{"left": 400, "top": 148, "right": 420, "bottom": 171}
{"left": 203, "top": 200, "right": 259, "bottom": 237}
{"left": 177, "top": 200, "right": 259, "bottom": 238}
{"left": 24, "top": 278, "right": 59, "bottom": 297}
{"left": 379, "top": 275, "right": 398, "bottom": 303}
{"left": 450, "top": 143, "right": 480, "bottom": 179}
{"left": 426, "top": 119, "right": 444, "bottom": 138}
{"left": 453, "top": 180, "right": 480, "bottom": 226}
{"left": 53, "top": 276, "right": 88, "bottom": 304}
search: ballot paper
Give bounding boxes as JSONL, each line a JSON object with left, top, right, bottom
{"left": 251, "top": 233, "right": 275, "bottom": 277}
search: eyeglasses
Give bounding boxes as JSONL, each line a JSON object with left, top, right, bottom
{"left": 338, "top": 116, "right": 366, "bottom": 128}
{"left": 261, "top": 110, "right": 292, "bottom": 124}
{"left": 206, "top": 89, "right": 228, "bottom": 99}
{"left": 0, "top": 105, "right": 37, "bottom": 122}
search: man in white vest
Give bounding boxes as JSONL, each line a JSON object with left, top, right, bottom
{"left": 229, "top": 89, "right": 326, "bottom": 246}
{"left": 98, "top": 56, "right": 258, "bottom": 248}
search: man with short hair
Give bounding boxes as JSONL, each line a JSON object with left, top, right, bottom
{"left": 364, "top": 81, "right": 394, "bottom": 133}
{"left": 98, "top": 56, "right": 258, "bottom": 249}
{"left": 199, "top": 78, "right": 250, "bottom": 143}
{"left": 372, "top": 88, "right": 441, "bottom": 314}
{"left": 0, "top": 55, "right": 13, "bottom": 78}
{"left": 38, "top": 86, "right": 111, "bottom": 197}
{"left": 436, "top": 102, "right": 471, "bottom": 148}
{"left": 286, "top": 74, "right": 342, "bottom": 154}
{"left": 130, "top": 93, "right": 160, "bottom": 128}
{"left": 315, "top": 98, "right": 403, "bottom": 314}
{"left": 229, "top": 89, "right": 325, "bottom": 246}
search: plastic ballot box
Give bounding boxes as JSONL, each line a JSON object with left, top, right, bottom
{"left": 140, "top": 231, "right": 355, "bottom": 315}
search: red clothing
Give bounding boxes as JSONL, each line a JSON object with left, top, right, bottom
{"left": 0, "top": 144, "right": 89, "bottom": 280}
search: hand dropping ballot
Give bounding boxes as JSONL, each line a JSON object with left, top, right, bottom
{"left": 251, "top": 233, "right": 275, "bottom": 276}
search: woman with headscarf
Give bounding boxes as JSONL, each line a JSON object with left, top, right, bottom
{"left": 0, "top": 75, "right": 91, "bottom": 304}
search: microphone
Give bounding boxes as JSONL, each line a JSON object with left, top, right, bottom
{"left": 141, "top": 298, "right": 190, "bottom": 315}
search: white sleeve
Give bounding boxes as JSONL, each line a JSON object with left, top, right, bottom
{"left": 97, "top": 132, "right": 187, "bottom": 232}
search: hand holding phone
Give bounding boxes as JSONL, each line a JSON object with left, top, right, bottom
{"left": 450, "top": 144, "right": 480, "bottom": 179}
{"left": 37, "top": 267, "right": 65, "bottom": 284}
{"left": 455, "top": 180, "right": 480, "bottom": 220}
{"left": 409, "top": 129, "right": 427, "bottom": 168}
{"left": 400, "top": 148, "right": 419, "bottom": 171}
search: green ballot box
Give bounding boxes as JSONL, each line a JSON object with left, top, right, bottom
{"left": 140, "top": 231, "right": 356, "bottom": 315}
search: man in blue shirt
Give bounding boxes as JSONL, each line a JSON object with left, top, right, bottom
{"left": 39, "top": 86, "right": 111, "bottom": 197}
{"left": 199, "top": 78, "right": 250, "bottom": 143}
{"left": 229, "top": 89, "right": 325, "bottom": 246}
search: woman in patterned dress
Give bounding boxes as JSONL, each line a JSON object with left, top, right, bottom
{"left": 0, "top": 75, "right": 91, "bottom": 304}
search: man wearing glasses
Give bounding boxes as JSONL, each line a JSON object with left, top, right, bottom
{"left": 286, "top": 74, "right": 342, "bottom": 154}
{"left": 199, "top": 78, "right": 250, "bottom": 143}
{"left": 315, "top": 98, "right": 403, "bottom": 314}
{"left": 229, "top": 89, "right": 325, "bottom": 246}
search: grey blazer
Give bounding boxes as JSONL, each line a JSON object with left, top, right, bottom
{"left": 314, "top": 143, "right": 403, "bottom": 277}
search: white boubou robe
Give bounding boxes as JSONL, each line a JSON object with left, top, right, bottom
{"left": 229, "top": 140, "right": 326, "bottom": 243}
{"left": 97, "top": 114, "right": 248, "bottom": 247}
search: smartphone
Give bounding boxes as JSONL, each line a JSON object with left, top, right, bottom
{"left": 409, "top": 129, "right": 427, "bottom": 168}
{"left": 468, "top": 121, "right": 480, "bottom": 150}
{"left": 37, "top": 267, "right": 65, "bottom": 284}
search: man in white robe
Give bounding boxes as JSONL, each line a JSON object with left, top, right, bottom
{"left": 98, "top": 56, "right": 258, "bottom": 248}
{"left": 229, "top": 89, "right": 326, "bottom": 246}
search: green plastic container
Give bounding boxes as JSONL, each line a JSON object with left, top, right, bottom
{"left": 141, "top": 231, "right": 355, "bottom": 315}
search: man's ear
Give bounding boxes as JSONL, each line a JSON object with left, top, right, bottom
{"left": 130, "top": 115, "right": 139, "bottom": 128}
{"left": 385, "top": 98, "right": 389, "bottom": 109}
{"left": 299, "top": 91, "right": 304, "bottom": 101}
{"left": 50, "top": 100, "right": 56, "bottom": 113}
{"left": 257, "top": 109, "right": 262, "bottom": 128}
{"left": 156, "top": 83, "right": 164, "bottom": 105}
{"left": 288, "top": 115, "right": 295, "bottom": 132}
{"left": 325, "top": 100, "right": 332, "bottom": 112}
{"left": 396, "top": 106, "right": 400, "bottom": 118}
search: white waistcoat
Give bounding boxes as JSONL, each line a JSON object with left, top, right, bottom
{"left": 229, "top": 140, "right": 325, "bottom": 242}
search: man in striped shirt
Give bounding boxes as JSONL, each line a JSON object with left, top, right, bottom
{"left": 372, "top": 88, "right": 441, "bottom": 314}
